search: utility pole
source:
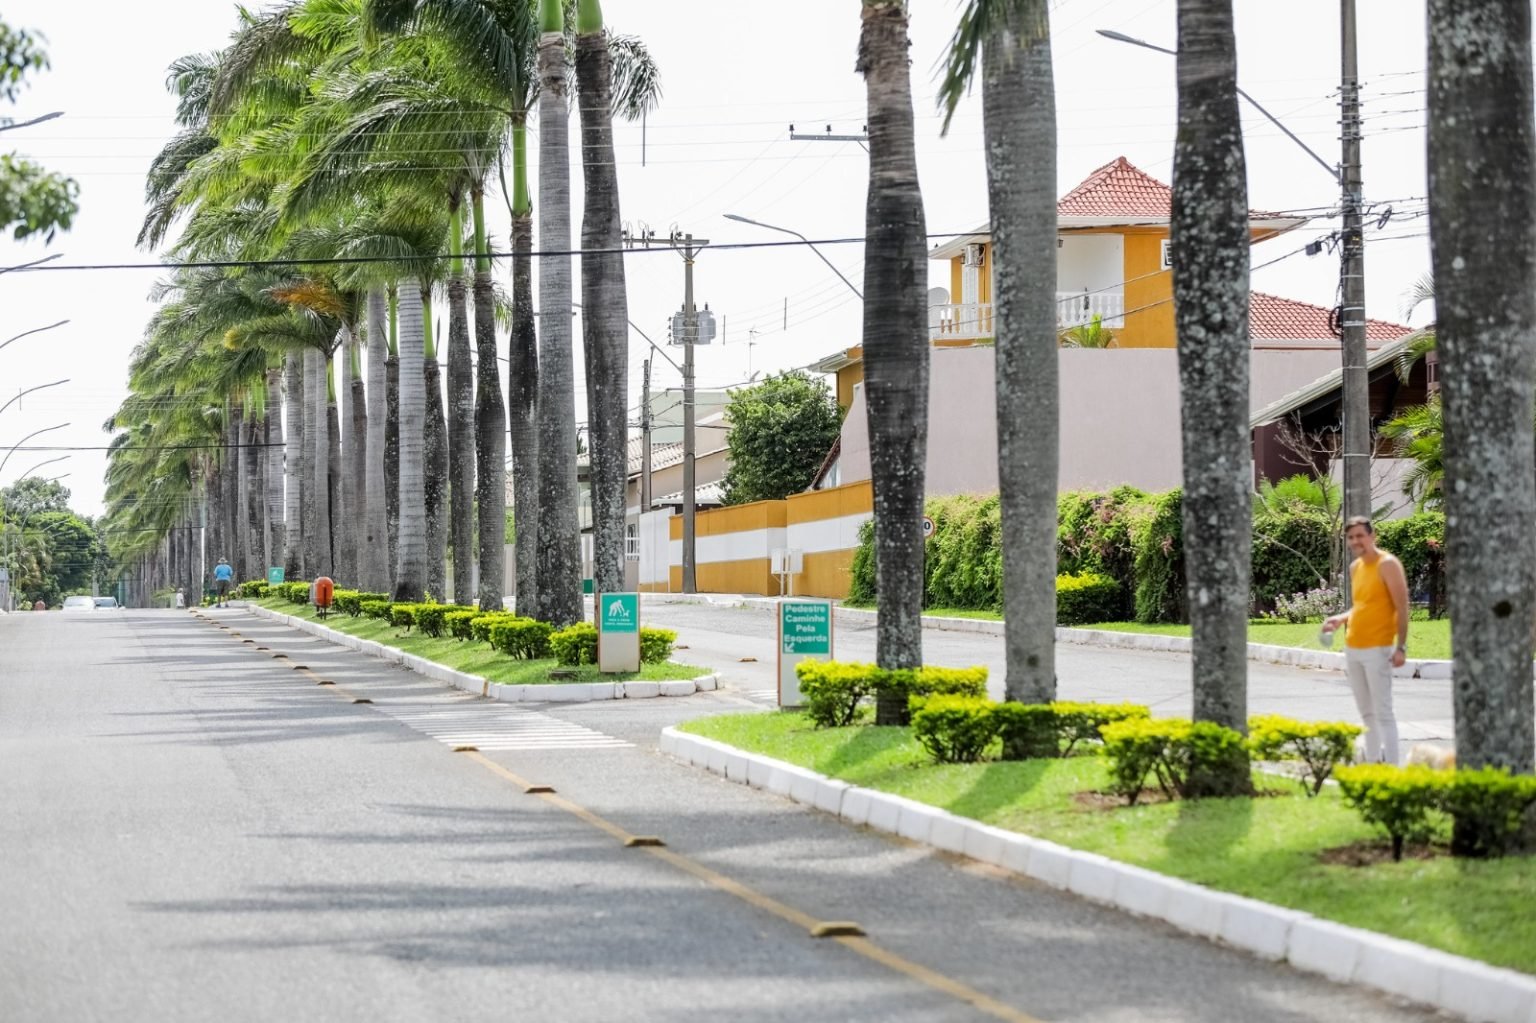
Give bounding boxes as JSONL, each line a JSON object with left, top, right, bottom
{"left": 670, "top": 231, "right": 709, "bottom": 594}
{"left": 640, "top": 357, "right": 653, "bottom": 516}
{"left": 1339, "top": 0, "right": 1370, "bottom": 527}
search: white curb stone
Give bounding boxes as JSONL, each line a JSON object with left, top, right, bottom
{"left": 894, "top": 800, "right": 945, "bottom": 845}
{"left": 926, "top": 812, "right": 970, "bottom": 855}
{"left": 1162, "top": 886, "right": 1231, "bottom": 941}
{"left": 863, "top": 791, "right": 903, "bottom": 834}
{"left": 1437, "top": 959, "right": 1536, "bottom": 1023}
{"left": 812, "top": 778, "right": 850, "bottom": 816}
{"left": 838, "top": 786, "right": 873, "bottom": 827}
{"left": 1286, "top": 918, "right": 1365, "bottom": 984}
{"left": 746, "top": 753, "right": 775, "bottom": 790}
{"left": 1108, "top": 863, "right": 1183, "bottom": 921}
{"left": 1218, "top": 897, "right": 1307, "bottom": 962}
{"left": 1065, "top": 852, "right": 1121, "bottom": 904}
{"left": 996, "top": 834, "right": 1035, "bottom": 877}
{"left": 959, "top": 823, "right": 1013, "bottom": 869}
{"left": 623, "top": 681, "right": 661, "bottom": 699}
{"left": 1021, "top": 839, "right": 1075, "bottom": 890}
{"left": 1354, "top": 934, "right": 1447, "bottom": 1009}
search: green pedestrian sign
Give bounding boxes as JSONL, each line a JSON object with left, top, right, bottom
{"left": 780, "top": 601, "right": 831, "bottom": 656}
{"left": 599, "top": 593, "right": 639, "bottom": 634}
{"left": 777, "top": 598, "right": 834, "bottom": 707}
{"left": 267, "top": 566, "right": 285, "bottom": 586}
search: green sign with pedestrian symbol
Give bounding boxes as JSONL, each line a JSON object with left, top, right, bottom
{"left": 267, "top": 566, "right": 285, "bottom": 586}
{"left": 780, "top": 601, "right": 831, "bottom": 656}
{"left": 600, "top": 593, "right": 640, "bottom": 635}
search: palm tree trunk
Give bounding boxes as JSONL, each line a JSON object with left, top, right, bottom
{"left": 858, "top": 0, "right": 931, "bottom": 724}
{"left": 349, "top": 343, "right": 368, "bottom": 590}
{"left": 536, "top": 14, "right": 585, "bottom": 626}
{"left": 362, "top": 287, "right": 390, "bottom": 592}
{"left": 301, "top": 347, "right": 320, "bottom": 577}
{"left": 1172, "top": 0, "right": 1252, "bottom": 795}
{"left": 327, "top": 391, "right": 343, "bottom": 583}
{"left": 335, "top": 328, "right": 359, "bottom": 586}
{"left": 314, "top": 346, "right": 335, "bottom": 579}
{"left": 387, "top": 349, "right": 401, "bottom": 576}
{"left": 393, "top": 281, "right": 428, "bottom": 601}
{"left": 424, "top": 347, "right": 449, "bottom": 604}
{"left": 447, "top": 200, "right": 476, "bottom": 603}
{"left": 243, "top": 412, "right": 262, "bottom": 583}
{"left": 1427, "top": 0, "right": 1536, "bottom": 808}
{"left": 576, "top": 13, "right": 629, "bottom": 597}
{"left": 222, "top": 410, "right": 240, "bottom": 573}
{"left": 473, "top": 189, "right": 507, "bottom": 611}
{"left": 265, "top": 367, "right": 285, "bottom": 576}
{"left": 509, "top": 129, "right": 540, "bottom": 614}
{"left": 984, "top": 2, "right": 1057, "bottom": 704}
{"left": 283, "top": 350, "right": 304, "bottom": 578}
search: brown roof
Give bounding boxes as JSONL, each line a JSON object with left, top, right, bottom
{"left": 1057, "top": 156, "right": 1291, "bottom": 223}
{"left": 1249, "top": 291, "right": 1412, "bottom": 344}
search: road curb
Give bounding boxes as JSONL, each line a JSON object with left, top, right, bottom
{"left": 638, "top": 593, "right": 1459, "bottom": 679}
{"left": 237, "top": 603, "right": 719, "bottom": 702}
{"left": 660, "top": 726, "right": 1536, "bottom": 1023}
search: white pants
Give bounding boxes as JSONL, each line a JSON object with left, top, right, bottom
{"left": 1345, "top": 645, "right": 1399, "bottom": 765}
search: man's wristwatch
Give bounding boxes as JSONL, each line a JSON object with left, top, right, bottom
{"left": 1394, "top": 645, "right": 1407, "bottom": 656}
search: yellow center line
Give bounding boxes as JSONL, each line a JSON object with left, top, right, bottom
{"left": 458, "top": 753, "right": 1043, "bottom": 1023}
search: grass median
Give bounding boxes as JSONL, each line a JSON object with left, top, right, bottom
{"left": 1077, "top": 619, "right": 1453, "bottom": 660}
{"left": 254, "top": 598, "right": 703, "bottom": 685}
{"left": 681, "top": 710, "right": 1535, "bottom": 975}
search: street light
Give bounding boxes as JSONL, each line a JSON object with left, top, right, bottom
{"left": 1096, "top": 30, "right": 1338, "bottom": 184}
{"left": 0, "top": 421, "right": 70, "bottom": 481}
{"left": 0, "top": 111, "right": 63, "bottom": 133}
{"left": 11, "top": 455, "right": 69, "bottom": 482}
{"left": 0, "top": 379, "right": 69, "bottom": 419}
{"left": 723, "top": 214, "right": 864, "bottom": 300}
{"left": 0, "top": 321, "right": 69, "bottom": 355}
{"left": 0, "top": 253, "right": 63, "bottom": 275}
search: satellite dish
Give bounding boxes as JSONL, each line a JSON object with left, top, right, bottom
{"left": 927, "top": 287, "right": 950, "bottom": 307}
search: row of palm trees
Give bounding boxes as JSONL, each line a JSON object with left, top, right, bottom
{"left": 104, "top": 0, "right": 657, "bottom": 624}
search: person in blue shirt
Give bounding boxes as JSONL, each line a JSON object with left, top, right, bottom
{"left": 213, "top": 557, "right": 234, "bottom": 607}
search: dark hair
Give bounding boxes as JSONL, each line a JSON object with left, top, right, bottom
{"left": 1344, "top": 515, "right": 1374, "bottom": 534}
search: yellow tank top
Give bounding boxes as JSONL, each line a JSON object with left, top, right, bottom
{"left": 1348, "top": 554, "right": 1398, "bottom": 649}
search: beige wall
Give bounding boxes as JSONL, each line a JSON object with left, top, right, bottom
{"left": 836, "top": 346, "right": 1344, "bottom": 496}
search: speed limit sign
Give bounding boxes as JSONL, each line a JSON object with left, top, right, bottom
{"left": 921, "top": 515, "right": 935, "bottom": 538}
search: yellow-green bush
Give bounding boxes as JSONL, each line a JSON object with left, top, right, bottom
{"left": 1248, "top": 714, "right": 1360, "bottom": 796}
{"left": 1054, "top": 572, "right": 1122, "bottom": 627}
{"left": 910, "top": 695, "right": 998, "bottom": 763}
{"left": 1099, "top": 718, "right": 1249, "bottom": 804}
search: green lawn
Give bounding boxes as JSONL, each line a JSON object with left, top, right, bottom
{"left": 681, "top": 711, "right": 1536, "bottom": 975}
{"left": 254, "top": 598, "right": 702, "bottom": 684}
{"left": 1079, "top": 619, "right": 1454, "bottom": 660}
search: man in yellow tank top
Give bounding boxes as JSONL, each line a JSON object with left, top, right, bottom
{"left": 1322, "top": 516, "right": 1411, "bottom": 764}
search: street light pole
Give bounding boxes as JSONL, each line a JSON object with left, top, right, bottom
{"left": 724, "top": 214, "right": 864, "bottom": 299}
{"left": 0, "top": 110, "right": 63, "bottom": 133}
{"left": 0, "top": 321, "right": 69, "bottom": 355}
{"left": 0, "top": 379, "right": 69, "bottom": 419}
{"left": 0, "top": 422, "right": 70, "bottom": 481}
{"left": 1097, "top": 23, "right": 1371, "bottom": 524}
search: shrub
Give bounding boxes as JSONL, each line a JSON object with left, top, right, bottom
{"left": 1099, "top": 718, "right": 1250, "bottom": 804}
{"left": 640, "top": 626, "right": 677, "bottom": 664}
{"left": 332, "top": 589, "right": 361, "bottom": 617}
{"left": 390, "top": 604, "right": 418, "bottom": 630}
{"left": 1248, "top": 715, "right": 1360, "bottom": 795}
{"left": 1269, "top": 586, "right": 1342, "bottom": 624}
{"left": 1336, "top": 764, "right": 1450, "bottom": 861}
{"left": 1251, "top": 507, "right": 1334, "bottom": 613}
{"left": 1053, "top": 701, "right": 1150, "bottom": 756}
{"left": 551, "top": 621, "right": 599, "bottom": 665}
{"left": 1442, "top": 767, "right": 1536, "bottom": 858}
{"left": 797, "top": 661, "right": 877, "bottom": 728}
{"left": 1055, "top": 572, "right": 1122, "bottom": 626}
{"left": 236, "top": 580, "right": 269, "bottom": 599}
{"left": 992, "top": 703, "right": 1060, "bottom": 760}
{"left": 1375, "top": 512, "right": 1446, "bottom": 616}
{"left": 489, "top": 618, "right": 554, "bottom": 660}
{"left": 1130, "top": 489, "right": 1184, "bottom": 623}
{"left": 277, "top": 581, "right": 311, "bottom": 605}
{"left": 412, "top": 603, "right": 451, "bottom": 638}
{"left": 923, "top": 494, "right": 1004, "bottom": 612}
{"left": 911, "top": 696, "right": 999, "bottom": 763}
{"left": 471, "top": 613, "right": 517, "bottom": 645}
{"left": 880, "top": 665, "right": 988, "bottom": 725}
{"left": 446, "top": 609, "right": 480, "bottom": 640}
{"left": 847, "top": 519, "right": 877, "bottom": 605}
{"left": 360, "top": 599, "right": 392, "bottom": 620}
{"left": 1057, "top": 486, "right": 1147, "bottom": 617}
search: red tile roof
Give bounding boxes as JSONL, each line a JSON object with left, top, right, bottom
{"left": 1249, "top": 290, "right": 1412, "bottom": 343}
{"left": 1057, "top": 156, "right": 1293, "bottom": 223}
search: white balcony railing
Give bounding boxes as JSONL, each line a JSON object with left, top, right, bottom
{"left": 929, "top": 291, "right": 1126, "bottom": 340}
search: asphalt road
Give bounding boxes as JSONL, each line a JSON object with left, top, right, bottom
{"left": 0, "top": 606, "right": 1443, "bottom": 1022}
{"left": 635, "top": 600, "right": 1456, "bottom": 749}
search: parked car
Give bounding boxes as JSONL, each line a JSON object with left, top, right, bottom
{"left": 61, "top": 595, "right": 95, "bottom": 613}
{"left": 93, "top": 596, "right": 120, "bottom": 609}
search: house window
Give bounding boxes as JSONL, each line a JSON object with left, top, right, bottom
{"left": 625, "top": 522, "right": 639, "bottom": 560}
{"left": 1160, "top": 238, "right": 1173, "bottom": 270}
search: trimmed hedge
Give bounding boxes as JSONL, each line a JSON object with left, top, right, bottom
{"left": 1336, "top": 763, "right": 1536, "bottom": 860}
{"left": 446, "top": 609, "right": 481, "bottom": 640}
{"left": 390, "top": 604, "right": 417, "bottom": 630}
{"left": 910, "top": 695, "right": 998, "bottom": 763}
{"left": 488, "top": 618, "right": 554, "bottom": 660}
{"left": 1248, "top": 714, "right": 1360, "bottom": 796}
{"left": 548, "top": 621, "right": 677, "bottom": 666}
{"left": 471, "top": 613, "right": 517, "bottom": 645}
{"left": 1099, "top": 718, "right": 1250, "bottom": 804}
{"left": 236, "top": 580, "right": 269, "bottom": 599}
{"left": 992, "top": 700, "right": 1151, "bottom": 760}
{"left": 1055, "top": 572, "right": 1121, "bottom": 627}
{"left": 360, "top": 599, "right": 392, "bottom": 620}
{"left": 795, "top": 661, "right": 989, "bottom": 729}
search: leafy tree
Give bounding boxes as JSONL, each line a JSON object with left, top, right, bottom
{"left": 720, "top": 371, "right": 841, "bottom": 505}
{"left": 1, "top": 21, "right": 78, "bottom": 242}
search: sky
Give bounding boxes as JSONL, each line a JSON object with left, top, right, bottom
{"left": 1, "top": 0, "right": 1437, "bottom": 517}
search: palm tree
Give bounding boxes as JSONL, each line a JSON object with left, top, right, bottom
{"left": 1426, "top": 0, "right": 1536, "bottom": 812}
{"left": 939, "top": 0, "right": 1057, "bottom": 705}
{"left": 858, "top": 0, "right": 931, "bottom": 724}
{"left": 284, "top": 350, "right": 305, "bottom": 575}
{"left": 394, "top": 281, "right": 429, "bottom": 600}
{"left": 1171, "top": 0, "right": 1251, "bottom": 794}
{"left": 534, "top": 0, "right": 584, "bottom": 626}
{"left": 446, "top": 199, "right": 476, "bottom": 601}
{"left": 361, "top": 285, "right": 391, "bottom": 590}
{"left": 1058, "top": 313, "right": 1116, "bottom": 349}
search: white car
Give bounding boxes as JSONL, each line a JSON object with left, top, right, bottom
{"left": 93, "top": 596, "right": 120, "bottom": 609}
{"left": 61, "top": 595, "right": 95, "bottom": 613}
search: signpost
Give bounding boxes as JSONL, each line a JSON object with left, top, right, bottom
{"left": 596, "top": 592, "right": 642, "bottom": 673}
{"left": 267, "top": 566, "right": 285, "bottom": 586}
{"left": 777, "top": 598, "right": 833, "bottom": 707}
{"left": 921, "top": 515, "right": 935, "bottom": 539}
